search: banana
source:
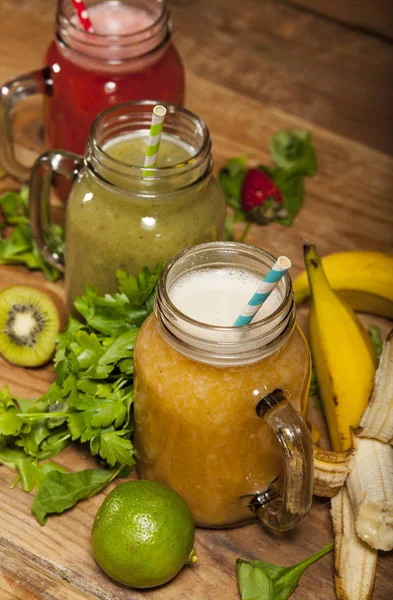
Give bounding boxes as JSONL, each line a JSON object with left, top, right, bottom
{"left": 294, "top": 251, "right": 393, "bottom": 319}
{"left": 313, "top": 446, "right": 353, "bottom": 498}
{"left": 358, "top": 329, "right": 393, "bottom": 444}
{"left": 305, "top": 244, "right": 377, "bottom": 451}
{"left": 331, "top": 486, "right": 377, "bottom": 600}
{"left": 346, "top": 436, "right": 393, "bottom": 551}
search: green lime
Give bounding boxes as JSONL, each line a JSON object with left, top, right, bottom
{"left": 92, "top": 480, "right": 196, "bottom": 588}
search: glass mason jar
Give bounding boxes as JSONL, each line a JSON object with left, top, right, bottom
{"left": 134, "top": 242, "right": 313, "bottom": 531}
{"left": 0, "top": 0, "right": 185, "bottom": 182}
{"left": 29, "top": 101, "right": 226, "bottom": 310}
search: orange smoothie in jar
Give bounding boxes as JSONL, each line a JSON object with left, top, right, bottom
{"left": 134, "top": 243, "right": 312, "bottom": 529}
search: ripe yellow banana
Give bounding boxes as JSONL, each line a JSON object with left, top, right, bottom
{"left": 305, "top": 244, "right": 377, "bottom": 451}
{"left": 294, "top": 251, "right": 393, "bottom": 319}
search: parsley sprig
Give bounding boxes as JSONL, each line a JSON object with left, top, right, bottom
{"left": 0, "top": 262, "right": 164, "bottom": 524}
{"left": 0, "top": 187, "right": 63, "bottom": 281}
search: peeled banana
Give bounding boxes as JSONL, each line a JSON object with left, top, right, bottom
{"left": 331, "top": 486, "right": 377, "bottom": 600}
{"left": 346, "top": 436, "right": 393, "bottom": 551}
{"left": 305, "top": 244, "right": 377, "bottom": 451}
{"left": 294, "top": 251, "right": 393, "bottom": 319}
{"left": 358, "top": 329, "right": 393, "bottom": 444}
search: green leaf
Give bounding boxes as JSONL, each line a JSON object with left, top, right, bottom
{"left": 0, "top": 411, "right": 26, "bottom": 436}
{"left": 14, "top": 458, "right": 66, "bottom": 493}
{"left": 0, "top": 446, "right": 29, "bottom": 468}
{"left": 0, "top": 188, "right": 29, "bottom": 225}
{"left": 279, "top": 176, "right": 304, "bottom": 226}
{"left": 236, "top": 544, "right": 334, "bottom": 600}
{"left": 98, "top": 430, "right": 135, "bottom": 467}
{"left": 117, "top": 260, "right": 164, "bottom": 306}
{"left": 368, "top": 325, "right": 383, "bottom": 360}
{"left": 269, "top": 131, "right": 316, "bottom": 177}
{"left": 237, "top": 561, "right": 274, "bottom": 599}
{"left": 31, "top": 467, "right": 120, "bottom": 525}
{"left": 218, "top": 155, "right": 247, "bottom": 210}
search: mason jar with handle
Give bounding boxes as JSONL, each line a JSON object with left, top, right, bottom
{"left": 0, "top": 0, "right": 185, "bottom": 182}
{"left": 29, "top": 101, "right": 226, "bottom": 311}
{"left": 133, "top": 242, "right": 313, "bottom": 531}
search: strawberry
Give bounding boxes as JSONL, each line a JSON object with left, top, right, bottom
{"left": 241, "top": 169, "right": 285, "bottom": 224}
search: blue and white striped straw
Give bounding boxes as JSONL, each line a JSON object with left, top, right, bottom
{"left": 233, "top": 256, "right": 291, "bottom": 327}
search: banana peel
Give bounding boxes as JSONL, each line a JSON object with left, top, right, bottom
{"left": 331, "top": 486, "right": 377, "bottom": 600}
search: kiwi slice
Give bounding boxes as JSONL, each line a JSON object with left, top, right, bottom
{"left": 0, "top": 285, "right": 61, "bottom": 367}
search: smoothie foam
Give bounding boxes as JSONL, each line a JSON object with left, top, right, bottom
{"left": 169, "top": 267, "right": 282, "bottom": 326}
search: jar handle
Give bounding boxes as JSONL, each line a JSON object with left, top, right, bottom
{"left": 249, "top": 389, "right": 314, "bottom": 531}
{"left": 29, "top": 150, "right": 84, "bottom": 272}
{"left": 0, "top": 68, "right": 53, "bottom": 182}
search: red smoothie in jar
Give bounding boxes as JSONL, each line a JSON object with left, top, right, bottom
{"left": 45, "top": 0, "right": 185, "bottom": 155}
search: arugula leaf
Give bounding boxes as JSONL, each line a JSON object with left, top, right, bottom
{"left": 32, "top": 467, "right": 120, "bottom": 525}
{"left": 368, "top": 325, "right": 383, "bottom": 360}
{"left": 14, "top": 458, "right": 66, "bottom": 493}
{"left": 0, "top": 446, "right": 29, "bottom": 468}
{"left": 237, "top": 544, "right": 334, "bottom": 600}
{"left": 269, "top": 130, "right": 317, "bottom": 177}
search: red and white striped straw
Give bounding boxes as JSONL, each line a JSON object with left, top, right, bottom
{"left": 72, "top": 0, "right": 94, "bottom": 32}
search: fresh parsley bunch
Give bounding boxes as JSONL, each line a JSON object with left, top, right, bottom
{"left": 0, "top": 262, "right": 164, "bottom": 524}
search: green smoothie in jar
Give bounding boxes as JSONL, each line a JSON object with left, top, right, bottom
{"left": 64, "top": 102, "right": 226, "bottom": 310}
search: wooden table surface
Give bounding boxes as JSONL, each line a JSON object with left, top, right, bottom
{"left": 1, "top": 1, "right": 393, "bottom": 599}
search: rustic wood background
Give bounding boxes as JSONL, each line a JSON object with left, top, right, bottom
{"left": 0, "top": 0, "right": 393, "bottom": 599}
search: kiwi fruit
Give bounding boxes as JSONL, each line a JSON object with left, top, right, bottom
{"left": 0, "top": 285, "right": 61, "bottom": 367}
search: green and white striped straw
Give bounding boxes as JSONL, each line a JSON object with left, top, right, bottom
{"left": 143, "top": 105, "right": 166, "bottom": 176}
{"left": 233, "top": 256, "right": 291, "bottom": 327}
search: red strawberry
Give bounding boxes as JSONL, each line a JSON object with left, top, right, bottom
{"left": 242, "top": 169, "right": 285, "bottom": 224}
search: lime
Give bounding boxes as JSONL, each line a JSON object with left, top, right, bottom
{"left": 92, "top": 480, "right": 196, "bottom": 588}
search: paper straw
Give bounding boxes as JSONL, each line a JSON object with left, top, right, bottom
{"left": 143, "top": 105, "right": 167, "bottom": 176}
{"left": 72, "top": 0, "right": 94, "bottom": 32}
{"left": 233, "top": 256, "right": 291, "bottom": 327}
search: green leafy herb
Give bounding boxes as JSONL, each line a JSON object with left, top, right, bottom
{"left": 0, "top": 187, "right": 63, "bottom": 281}
{"left": 32, "top": 466, "right": 121, "bottom": 525}
{"left": 269, "top": 130, "right": 317, "bottom": 177}
{"left": 237, "top": 543, "right": 333, "bottom": 600}
{"left": 0, "top": 262, "right": 163, "bottom": 524}
{"left": 219, "top": 130, "right": 317, "bottom": 241}
{"left": 368, "top": 325, "right": 383, "bottom": 360}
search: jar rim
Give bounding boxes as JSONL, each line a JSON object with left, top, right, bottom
{"left": 87, "top": 100, "right": 212, "bottom": 184}
{"left": 58, "top": 0, "right": 167, "bottom": 41}
{"left": 160, "top": 242, "right": 293, "bottom": 331}
{"left": 155, "top": 242, "right": 296, "bottom": 366}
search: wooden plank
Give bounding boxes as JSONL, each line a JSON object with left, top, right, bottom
{"left": 1, "top": 0, "right": 393, "bottom": 156}
{"left": 170, "top": 0, "right": 393, "bottom": 155}
{"left": 288, "top": 0, "right": 393, "bottom": 41}
{"left": 0, "top": 543, "right": 95, "bottom": 600}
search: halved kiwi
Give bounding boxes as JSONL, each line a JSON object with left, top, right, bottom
{"left": 0, "top": 285, "right": 61, "bottom": 367}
